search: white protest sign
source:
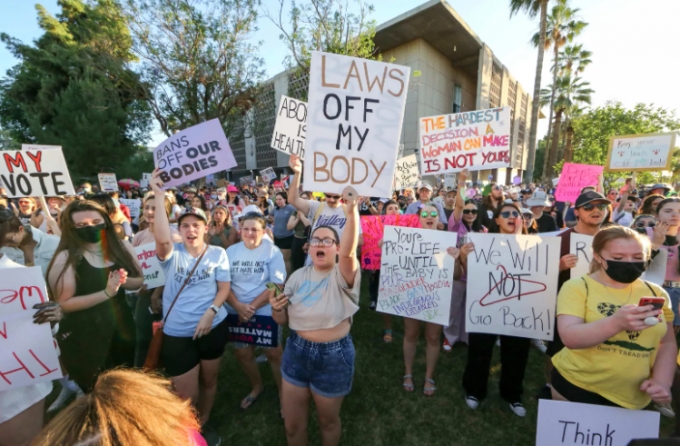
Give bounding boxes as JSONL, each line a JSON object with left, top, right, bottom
{"left": 154, "top": 118, "right": 237, "bottom": 189}
{"left": 377, "top": 226, "right": 456, "bottom": 325}
{"left": 0, "top": 149, "right": 75, "bottom": 197}
{"left": 444, "top": 174, "right": 457, "bottom": 189}
{"left": 271, "top": 95, "right": 306, "bottom": 157}
{"left": 140, "top": 173, "right": 152, "bottom": 188}
{"left": 260, "top": 167, "right": 277, "bottom": 183}
{"left": 120, "top": 198, "right": 141, "bottom": 222}
{"left": 419, "top": 107, "right": 511, "bottom": 175}
{"left": 536, "top": 400, "right": 659, "bottom": 446}
{"left": 98, "top": 173, "right": 118, "bottom": 192}
{"left": 22, "top": 144, "right": 61, "bottom": 151}
{"left": 0, "top": 266, "right": 63, "bottom": 390}
{"left": 393, "top": 154, "right": 420, "bottom": 190}
{"left": 466, "top": 233, "right": 560, "bottom": 340}
{"left": 607, "top": 132, "right": 677, "bottom": 172}
{"left": 304, "top": 51, "right": 410, "bottom": 198}
{"left": 134, "top": 243, "right": 165, "bottom": 289}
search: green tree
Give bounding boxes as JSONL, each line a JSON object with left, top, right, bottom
{"left": 556, "top": 43, "right": 592, "bottom": 75}
{"left": 0, "top": 0, "right": 151, "bottom": 181}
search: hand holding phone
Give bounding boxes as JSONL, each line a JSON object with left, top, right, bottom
{"left": 639, "top": 297, "right": 665, "bottom": 325}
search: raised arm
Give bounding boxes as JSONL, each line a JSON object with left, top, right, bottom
{"left": 149, "top": 169, "right": 173, "bottom": 261}
{"left": 287, "top": 154, "right": 311, "bottom": 215}
{"left": 339, "top": 186, "right": 359, "bottom": 287}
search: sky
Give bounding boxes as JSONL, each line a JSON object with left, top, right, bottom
{"left": 1, "top": 0, "right": 679, "bottom": 145}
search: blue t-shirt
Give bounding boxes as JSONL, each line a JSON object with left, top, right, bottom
{"left": 225, "top": 240, "right": 286, "bottom": 316}
{"left": 273, "top": 205, "right": 296, "bottom": 238}
{"left": 159, "top": 243, "right": 231, "bottom": 337}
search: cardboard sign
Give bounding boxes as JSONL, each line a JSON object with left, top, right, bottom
{"left": 419, "top": 107, "right": 511, "bottom": 174}
{"left": 120, "top": 198, "right": 141, "bottom": 221}
{"left": 21, "top": 144, "right": 60, "bottom": 151}
{"left": 98, "top": 173, "right": 118, "bottom": 192}
{"left": 303, "top": 51, "right": 410, "bottom": 198}
{"left": 466, "top": 233, "right": 560, "bottom": 340}
{"left": 554, "top": 163, "right": 604, "bottom": 204}
{"left": 140, "top": 173, "right": 152, "bottom": 188}
{"left": 393, "top": 154, "right": 420, "bottom": 190}
{"left": 536, "top": 400, "right": 659, "bottom": 446}
{"left": 239, "top": 175, "right": 252, "bottom": 186}
{"left": 607, "top": 132, "right": 677, "bottom": 172}
{"left": 0, "top": 149, "right": 75, "bottom": 197}
{"left": 377, "top": 226, "right": 456, "bottom": 325}
{"left": 225, "top": 314, "right": 279, "bottom": 348}
{"left": 444, "top": 174, "right": 457, "bottom": 189}
{"left": 260, "top": 167, "right": 277, "bottom": 183}
{"left": 134, "top": 243, "right": 165, "bottom": 289}
{"left": 0, "top": 266, "right": 62, "bottom": 390}
{"left": 360, "top": 214, "right": 420, "bottom": 269}
{"left": 153, "top": 119, "right": 237, "bottom": 188}
{"left": 271, "top": 95, "right": 306, "bottom": 157}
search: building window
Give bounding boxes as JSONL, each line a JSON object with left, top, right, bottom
{"left": 452, "top": 84, "right": 462, "bottom": 113}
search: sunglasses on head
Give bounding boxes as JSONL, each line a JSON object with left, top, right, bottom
{"left": 462, "top": 209, "right": 478, "bottom": 215}
{"left": 636, "top": 221, "right": 656, "bottom": 228}
{"left": 500, "top": 211, "right": 520, "bottom": 219}
{"left": 580, "top": 203, "right": 608, "bottom": 211}
{"left": 420, "top": 211, "right": 438, "bottom": 218}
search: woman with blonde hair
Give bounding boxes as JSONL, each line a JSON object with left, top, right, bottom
{"left": 32, "top": 369, "right": 207, "bottom": 446}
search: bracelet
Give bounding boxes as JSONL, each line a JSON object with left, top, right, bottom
{"left": 104, "top": 288, "right": 114, "bottom": 298}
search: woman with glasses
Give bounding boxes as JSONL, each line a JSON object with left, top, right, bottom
{"left": 631, "top": 214, "right": 656, "bottom": 233}
{"left": 225, "top": 211, "right": 286, "bottom": 412}
{"left": 402, "top": 205, "right": 460, "bottom": 397}
{"left": 462, "top": 201, "right": 532, "bottom": 417}
{"left": 443, "top": 169, "right": 487, "bottom": 352}
{"left": 522, "top": 208, "right": 538, "bottom": 234}
{"left": 269, "top": 186, "right": 360, "bottom": 446}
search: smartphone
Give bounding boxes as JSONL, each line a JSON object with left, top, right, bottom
{"left": 639, "top": 297, "right": 666, "bottom": 320}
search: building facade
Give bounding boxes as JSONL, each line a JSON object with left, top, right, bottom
{"left": 229, "top": 0, "right": 536, "bottom": 186}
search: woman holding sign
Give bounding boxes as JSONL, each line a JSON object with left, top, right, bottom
{"left": 552, "top": 226, "right": 676, "bottom": 410}
{"left": 269, "top": 185, "right": 360, "bottom": 446}
{"left": 462, "top": 201, "right": 531, "bottom": 417}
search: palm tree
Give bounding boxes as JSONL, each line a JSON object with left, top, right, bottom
{"left": 509, "top": 0, "right": 556, "bottom": 184}
{"left": 556, "top": 44, "right": 592, "bottom": 75}
{"left": 532, "top": 3, "right": 587, "bottom": 178}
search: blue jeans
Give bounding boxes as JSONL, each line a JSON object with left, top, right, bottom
{"left": 664, "top": 286, "right": 680, "bottom": 326}
{"left": 281, "top": 331, "right": 355, "bottom": 398}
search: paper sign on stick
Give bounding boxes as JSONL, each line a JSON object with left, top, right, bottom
{"left": 303, "top": 51, "right": 410, "bottom": 198}
{"left": 393, "top": 154, "right": 420, "bottom": 190}
{"left": 360, "top": 215, "right": 420, "bottom": 269}
{"left": 120, "top": 198, "right": 141, "bottom": 221}
{"left": 0, "top": 149, "right": 75, "bottom": 197}
{"left": 554, "top": 163, "right": 604, "bottom": 204}
{"left": 377, "top": 226, "right": 456, "bottom": 325}
{"left": 153, "top": 119, "right": 237, "bottom": 189}
{"left": 22, "top": 144, "right": 61, "bottom": 151}
{"left": 466, "top": 233, "right": 560, "bottom": 340}
{"left": 0, "top": 266, "right": 63, "bottom": 390}
{"left": 260, "top": 167, "right": 277, "bottom": 183}
{"left": 271, "top": 95, "right": 306, "bottom": 157}
{"left": 419, "top": 107, "right": 511, "bottom": 174}
{"left": 536, "top": 400, "right": 659, "bottom": 446}
{"left": 134, "top": 243, "right": 166, "bottom": 289}
{"left": 98, "top": 173, "right": 118, "bottom": 192}
{"left": 606, "top": 132, "right": 677, "bottom": 172}
{"left": 140, "top": 173, "right": 152, "bottom": 188}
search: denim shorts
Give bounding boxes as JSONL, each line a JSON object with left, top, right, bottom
{"left": 281, "top": 331, "right": 355, "bottom": 398}
{"left": 664, "top": 286, "right": 680, "bottom": 326}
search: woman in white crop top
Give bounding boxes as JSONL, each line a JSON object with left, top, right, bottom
{"left": 270, "top": 185, "right": 360, "bottom": 446}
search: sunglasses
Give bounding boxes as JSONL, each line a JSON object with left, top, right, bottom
{"left": 580, "top": 203, "right": 608, "bottom": 211}
{"left": 500, "top": 211, "right": 520, "bottom": 219}
{"left": 309, "top": 237, "right": 337, "bottom": 247}
{"left": 636, "top": 221, "right": 656, "bottom": 228}
{"left": 325, "top": 194, "right": 341, "bottom": 200}
{"left": 462, "top": 209, "right": 478, "bottom": 215}
{"left": 421, "top": 211, "right": 438, "bottom": 218}
{"left": 523, "top": 214, "right": 533, "bottom": 219}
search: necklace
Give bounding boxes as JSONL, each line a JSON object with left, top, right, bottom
{"left": 597, "top": 274, "right": 634, "bottom": 305}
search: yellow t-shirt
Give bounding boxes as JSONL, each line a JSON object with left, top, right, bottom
{"left": 552, "top": 275, "right": 673, "bottom": 409}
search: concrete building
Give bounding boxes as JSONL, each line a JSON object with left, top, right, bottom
{"left": 229, "top": 0, "right": 536, "bottom": 186}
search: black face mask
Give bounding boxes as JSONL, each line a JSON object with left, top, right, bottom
{"left": 75, "top": 224, "right": 106, "bottom": 243}
{"left": 602, "top": 259, "right": 647, "bottom": 284}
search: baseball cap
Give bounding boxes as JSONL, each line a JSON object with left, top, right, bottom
{"left": 178, "top": 206, "right": 208, "bottom": 224}
{"left": 575, "top": 191, "right": 611, "bottom": 208}
{"left": 185, "top": 187, "right": 197, "bottom": 194}
{"left": 417, "top": 182, "right": 433, "bottom": 192}
{"left": 227, "top": 185, "right": 239, "bottom": 193}
{"left": 234, "top": 204, "right": 263, "bottom": 220}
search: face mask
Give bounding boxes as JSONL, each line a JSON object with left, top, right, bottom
{"left": 601, "top": 259, "right": 647, "bottom": 284}
{"left": 211, "top": 195, "right": 217, "bottom": 199}
{"left": 75, "top": 224, "right": 106, "bottom": 243}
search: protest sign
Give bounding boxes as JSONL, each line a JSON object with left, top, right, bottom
{"left": 554, "top": 163, "right": 604, "bottom": 204}
{"left": 271, "top": 95, "right": 306, "bottom": 157}
{"left": 134, "top": 243, "right": 165, "bottom": 289}
{"left": 393, "top": 154, "right": 420, "bottom": 190}
{"left": 225, "top": 314, "right": 279, "bottom": 348}
{"left": 239, "top": 175, "right": 252, "bottom": 186}
{"left": 98, "top": 173, "right": 118, "bottom": 192}
{"left": 360, "top": 214, "right": 420, "bottom": 269}
{"left": 466, "top": 233, "right": 560, "bottom": 340}
{"left": 606, "top": 132, "right": 677, "bottom": 172}
{"left": 260, "top": 167, "right": 277, "bottom": 183}
{"left": 140, "top": 173, "right": 152, "bottom": 188}
{"left": 153, "top": 118, "right": 237, "bottom": 188}
{"left": 21, "top": 144, "right": 60, "bottom": 151}
{"left": 536, "top": 400, "right": 659, "bottom": 446}
{"left": 444, "top": 174, "right": 457, "bottom": 189}
{"left": 0, "top": 266, "right": 62, "bottom": 390}
{"left": 377, "top": 226, "right": 456, "bottom": 325}
{"left": 303, "top": 51, "right": 410, "bottom": 198}
{"left": 120, "top": 198, "right": 141, "bottom": 224}
{"left": 0, "top": 148, "right": 75, "bottom": 197}
{"left": 419, "top": 107, "right": 511, "bottom": 174}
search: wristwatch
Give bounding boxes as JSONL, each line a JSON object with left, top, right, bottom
{"left": 209, "top": 305, "right": 220, "bottom": 314}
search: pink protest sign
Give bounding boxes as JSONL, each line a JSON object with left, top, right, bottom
{"left": 554, "top": 163, "right": 604, "bottom": 204}
{"left": 361, "top": 214, "right": 420, "bottom": 270}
